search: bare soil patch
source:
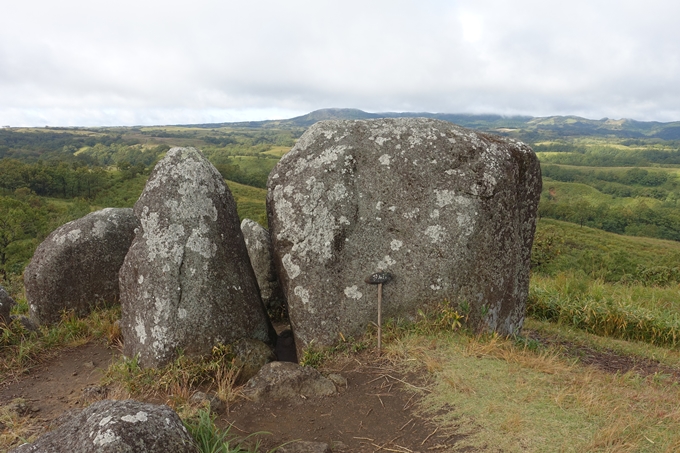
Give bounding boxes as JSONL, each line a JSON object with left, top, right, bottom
{"left": 524, "top": 328, "right": 680, "bottom": 381}
{"left": 0, "top": 342, "right": 117, "bottom": 424}
{"left": 1, "top": 343, "right": 470, "bottom": 452}
{"left": 222, "top": 353, "right": 468, "bottom": 452}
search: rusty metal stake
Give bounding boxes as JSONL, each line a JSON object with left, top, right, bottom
{"left": 366, "top": 271, "right": 392, "bottom": 357}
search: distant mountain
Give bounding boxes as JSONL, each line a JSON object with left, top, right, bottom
{"left": 187, "top": 108, "right": 680, "bottom": 140}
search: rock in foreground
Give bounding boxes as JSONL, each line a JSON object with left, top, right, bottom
{"left": 120, "top": 147, "right": 274, "bottom": 368}
{"left": 243, "top": 361, "right": 338, "bottom": 402}
{"left": 267, "top": 118, "right": 541, "bottom": 350}
{"left": 10, "top": 399, "right": 197, "bottom": 453}
{"left": 24, "top": 208, "right": 138, "bottom": 325}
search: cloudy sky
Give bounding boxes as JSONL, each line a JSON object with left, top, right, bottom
{"left": 1, "top": 0, "right": 679, "bottom": 127}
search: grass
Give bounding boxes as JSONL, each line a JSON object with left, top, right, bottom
{"left": 0, "top": 306, "right": 121, "bottom": 382}
{"left": 103, "top": 344, "right": 242, "bottom": 415}
{"left": 528, "top": 273, "right": 680, "bottom": 347}
{"left": 381, "top": 305, "right": 680, "bottom": 452}
{"left": 533, "top": 218, "right": 680, "bottom": 282}
{"left": 184, "top": 409, "right": 276, "bottom": 453}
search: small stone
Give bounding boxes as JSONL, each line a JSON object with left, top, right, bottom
{"left": 189, "top": 391, "right": 225, "bottom": 413}
{"left": 82, "top": 385, "right": 108, "bottom": 402}
{"left": 276, "top": 441, "right": 331, "bottom": 453}
{"left": 326, "top": 373, "right": 347, "bottom": 388}
{"left": 83, "top": 361, "right": 95, "bottom": 368}
{"left": 243, "top": 362, "right": 337, "bottom": 402}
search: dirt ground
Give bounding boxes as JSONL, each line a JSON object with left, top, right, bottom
{"left": 2, "top": 332, "right": 679, "bottom": 452}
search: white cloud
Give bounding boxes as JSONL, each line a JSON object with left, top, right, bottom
{"left": 1, "top": 0, "right": 679, "bottom": 126}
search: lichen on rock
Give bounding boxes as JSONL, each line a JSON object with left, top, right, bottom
{"left": 120, "top": 147, "right": 274, "bottom": 368}
{"left": 266, "top": 118, "right": 541, "bottom": 353}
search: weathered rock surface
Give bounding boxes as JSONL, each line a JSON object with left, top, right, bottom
{"left": 267, "top": 118, "right": 541, "bottom": 350}
{"left": 241, "top": 219, "right": 285, "bottom": 311}
{"left": 232, "top": 337, "right": 276, "bottom": 383}
{"left": 0, "top": 285, "right": 15, "bottom": 325}
{"left": 10, "top": 399, "right": 197, "bottom": 453}
{"left": 23, "top": 208, "right": 139, "bottom": 325}
{"left": 243, "top": 361, "right": 338, "bottom": 402}
{"left": 120, "top": 147, "right": 274, "bottom": 368}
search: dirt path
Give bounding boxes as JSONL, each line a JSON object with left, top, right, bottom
{"left": 222, "top": 355, "right": 465, "bottom": 452}
{"left": 0, "top": 342, "right": 117, "bottom": 423}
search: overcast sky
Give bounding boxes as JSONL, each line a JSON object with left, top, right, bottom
{"left": 1, "top": 0, "right": 679, "bottom": 127}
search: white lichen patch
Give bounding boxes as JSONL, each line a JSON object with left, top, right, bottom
{"left": 425, "top": 225, "right": 446, "bottom": 243}
{"left": 186, "top": 220, "right": 217, "bottom": 258}
{"left": 92, "top": 220, "right": 108, "bottom": 238}
{"left": 93, "top": 429, "right": 118, "bottom": 446}
{"left": 402, "top": 208, "right": 420, "bottom": 219}
{"left": 377, "top": 255, "right": 396, "bottom": 269}
{"left": 375, "top": 136, "right": 390, "bottom": 146}
{"left": 138, "top": 275, "right": 144, "bottom": 284}
{"left": 135, "top": 317, "right": 147, "bottom": 345}
{"left": 140, "top": 210, "right": 185, "bottom": 264}
{"left": 430, "top": 209, "right": 440, "bottom": 219}
{"left": 344, "top": 286, "right": 363, "bottom": 300}
{"left": 390, "top": 239, "right": 403, "bottom": 251}
{"left": 379, "top": 154, "right": 391, "bottom": 166}
{"left": 99, "top": 416, "right": 114, "bottom": 426}
{"left": 282, "top": 254, "right": 301, "bottom": 279}
{"left": 338, "top": 216, "right": 350, "bottom": 225}
{"left": 376, "top": 201, "right": 383, "bottom": 211}
{"left": 294, "top": 286, "right": 310, "bottom": 305}
{"left": 121, "top": 411, "right": 148, "bottom": 423}
{"left": 178, "top": 308, "right": 187, "bottom": 319}
{"left": 388, "top": 205, "right": 396, "bottom": 212}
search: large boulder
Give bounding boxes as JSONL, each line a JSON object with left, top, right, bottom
{"left": 240, "top": 219, "right": 285, "bottom": 312}
{"left": 267, "top": 118, "right": 541, "bottom": 350}
{"left": 119, "top": 147, "right": 275, "bottom": 368}
{"left": 24, "top": 208, "right": 139, "bottom": 325}
{"left": 0, "top": 284, "right": 16, "bottom": 325}
{"left": 10, "top": 399, "right": 198, "bottom": 453}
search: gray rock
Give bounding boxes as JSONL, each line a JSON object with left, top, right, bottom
{"left": 24, "top": 208, "right": 139, "bottom": 326}
{"left": 10, "top": 399, "right": 197, "bottom": 453}
{"left": 327, "top": 373, "right": 347, "bottom": 388}
{"left": 266, "top": 118, "right": 541, "bottom": 351}
{"left": 243, "top": 361, "right": 337, "bottom": 402}
{"left": 0, "top": 285, "right": 15, "bottom": 325}
{"left": 189, "top": 391, "right": 225, "bottom": 413}
{"left": 232, "top": 337, "right": 276, "bottom": 384}
{"left": 276, "top": 441, "right": 332, "bottom": 453}
{"left": 9, "top": 315, "right": 38, "bottom": 332}
{"left": 119, "top": 147, "right": 275, "bottom": 368}
{"left": 240, "top": 219, "right": 285, "bottom": 312}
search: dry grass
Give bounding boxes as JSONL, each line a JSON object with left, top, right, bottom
{"left": 382, "top": 309, "right": 680, "bottom": 452}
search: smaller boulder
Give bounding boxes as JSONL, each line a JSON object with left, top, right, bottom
{"left": 9, "top": 315, "right": 38, "bottom": 332}
{"left": 0, "top": 285, "right": 16, "bottom": 325}
{"left": 243, "top": 362, "right": 338, "bottom": 402}
{"left": 24, "top": 208, "right": 139, "bottom": 326}
{"left": 276, "top": 441, "right": 332, "bottom": 453}
{"left": 241, "top": 219, "right": 285, "bottom": 312}
{"left": 189, "top": 391, "right": 225, "bottom": 413}
{"left": 10, "top": 399, "right": 197, "bottom": 453}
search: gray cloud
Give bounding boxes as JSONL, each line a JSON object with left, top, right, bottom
{"left": 1, "top": 0, "right": 679, "bottom": 126}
